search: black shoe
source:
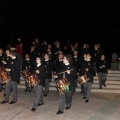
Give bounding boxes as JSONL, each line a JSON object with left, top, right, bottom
{"left": 0, "top": 101, "right": 8, "bottom": 104}
{"left": 43, "top": 94, "right": 47, "bottom": 97}
{"left": 38, "top": 103, "right": 44, "bottom": 106}
{"left": 29, "top": 90, "right": 31, "bottom": 92}
{"left": 10, "top": 89, "right": 13, "bottom": 92}
{"left": 100, "top": 87, "right": 102, "bottom": 89}
{"left": 65, "top": 106, "right": 71, "bottom": 110}
{"left": 24, "top": 90, "right": 28, "bottom": 92}
{"left": 103, "top": 84, "right": 106, "bottom": 87}
{"left": 56, "top": 110, "right": 63, "bottom": 114}
{"left": 9, "top": 101, "right": 16, "bottom": 104}
{"left": 3, "top": 93, "right": 6, "bottom": 96}
{"left": 0, "top": 90, "right": 2, "bottom": 92}
{"left": 83, "top": 96, "right": 86, "bottom": 99}
{"left": 81, "top": 91, "right": 83, "bottom": 93}
{"left": 31, "top": 108, "right": 36, "bottom": 111}
{"left": 85, "top": 100, "right": 89, "bottom": 103}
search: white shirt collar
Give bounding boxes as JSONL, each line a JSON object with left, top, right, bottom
{"left": 65, "top": 63, "right": 70, "bottom": 65}
{"left": 37, "top": 63, "right": 41, "bottom": 67}
{"left": 59, "top": 60, "right": 63, "bottom": 62}
{"left": 25, "top": 59, "right": 30, "bottom": 61}
{"left": 86, "top": 59, "right": 90, "bottom": 61}
{"left": 12, "top": 57, "right": 16, "bottom": 59}
{"left": 74, "top": 56, "right": 77, "bottom": 58}
{"left": 45, "top": 59, "right": 49, "bottom": 62}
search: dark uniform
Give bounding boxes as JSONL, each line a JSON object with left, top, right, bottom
{"left": 43, "top": 59, "right": 54, "bottom": 96}
{"left": 96, "top": 56, "right": 108, "bottom": 89}
{"left": 56, "top": 64, "right": 77, "bottom": 114}
{"left": 0, "top": 54, "right": 5, "bottom": 91}
{"left": 22, "top": 57, "right": 34, "bottom": 92}
{"left": 1, "top": 55, "right": 20, "bottom": 104}
{"left": 80, "top": 59, "right": 94, "bottom": 102}
{"left": 31, "top": 64, "right": 46, "bottom": 111}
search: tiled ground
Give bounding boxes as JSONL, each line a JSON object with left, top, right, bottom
{"left": 0, "top": 88, "right": 120, "bottom": 120}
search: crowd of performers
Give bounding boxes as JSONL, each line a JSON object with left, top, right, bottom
{"left": 0, "top": 38, "right": 109, "bottom": 114}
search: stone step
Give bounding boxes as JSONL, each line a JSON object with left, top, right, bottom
{"left": 19, "top": 70, "right": 120, "bottom": 93}
{"left": 108, "top": 70, "right": 120, "bottom": 73}
{"left": 20, "top": 76, "right": 120, "bottom": 81}
{"left": 19, "top": 79, "right": 120, "bottom": 85}
{"left": 17, "top": 85, "right": 120, "bottom": 93}
{"left": 18, "top": 80, "right": 120, "bottom": 89}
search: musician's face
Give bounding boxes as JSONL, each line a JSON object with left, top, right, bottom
{"left": 63, "top": 57, "right": 69, "bottom": 64}
{"left": 36, "top": 58, "right": 41, "bottom": 64}
{"left": 0, "top": 49, "right": 3, "bottom": 54}
{"left": 6, "top": 50, "right": 10, "bottom": 55}
{"left": 44, "top": 54, "right": 49, "bottom": 60}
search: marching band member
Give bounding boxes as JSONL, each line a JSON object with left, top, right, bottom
{"left": 0, "top": 48, "right": 5, "bottom": 91}
{"left": 43, "top": 53, "right": 54, "bottom": 97}
{"left": 0, "top": 50, "right": 20, "bottom": 104}
{"left": 31, "top": 56, "right": 46, "bottom": 111}
{"left": 54, "top": 54, "right": 77, "bottom": 114}
{"left": 22, "top": 53, "right": 35, "bottom": 92}
{"left": 1, "top": 49, "right": 11, "bottom": 96}
{"left": 80, "top": 53, "right": 94, "bottom": 103}
{"left": 96, "top": 54, "right": 108, "bottom": 89}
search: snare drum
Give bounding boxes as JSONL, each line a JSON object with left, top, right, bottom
{"left": 0, "top": 67, "right": 5, "bottom": 72}
{"left": 56, "top": 78, "right": 70, "bottom": 95}
{"left": 0, "top": 71, "right": 11, "bottom": 84}
{"left": 22, "top": 70, "right": 30, "bottom": 78}
{"left": 27, "top": 74, "right": 40, "bottom": 89}
{"left": 78, "top": 75, "right": 89, "bottom": 85}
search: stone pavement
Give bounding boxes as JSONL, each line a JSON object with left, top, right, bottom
{"left": 0, "top": 88, "right": 120, "bottom": 120}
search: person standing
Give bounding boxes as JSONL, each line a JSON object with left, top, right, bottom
{"left": 96, "top": 54, "right": 108, "bottom": 89}
{"left": 54, "top": 54, "right": 77, "bottom": 114}
{"left": 22, "top": 53, "right": 35, "bottom": 92}
{"left": 0, "top": 50, "right": 20, "bottom": 104}
{"left": 80, "top": 53, "right": 94, "bottom": 103}
{"left": 31, "top": 56, "right": 46, "bottom": 111}
{"left": 43, "top": 53, "right": 54, "bottom": 97}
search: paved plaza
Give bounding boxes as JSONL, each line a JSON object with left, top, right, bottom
{"left": 0, "top": 88, "right": 120, "bottom": 120}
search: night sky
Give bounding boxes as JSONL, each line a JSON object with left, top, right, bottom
{"left": 0, "top": 1, "right": 120, "bottom": 57}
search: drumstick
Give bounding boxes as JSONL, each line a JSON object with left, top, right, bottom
{"left": 58, "top": 69, "right": 74, "bottom": 75}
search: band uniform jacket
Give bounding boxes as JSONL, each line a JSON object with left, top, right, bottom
{"left": 80, "top": 60, "right": 95, "bottom": 82}
{"left": 3, "top": 55, "right": 11, "bottom": 68}
{"left": 96, "top": 59, "right": 108, "bottom": 73}
{"left": 53, "top": 59, "right": 64, "bottom": 74}
{"left": 73, "top": 56, "right": 81, "bottom": 73}
{"left": 0, "top": 54, "right": 5, "bottom": 67}
{"left": 8, "top": 58, "right": 20, "bottom": 83}
{"left": 43, "top": 59, "right": 54, "bottom": 79}
{"left": 57, "top": 64, "right": 77, "bottom": 91}
{"left": 22, "top": 59, "right": 35, "bottom": 74}
{"left": 33, "top": 64, "right": 46, "bottom": 87}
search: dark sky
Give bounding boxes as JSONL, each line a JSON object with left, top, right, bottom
{"left": 0, "top": 1, "right": 120, "bottom": 55}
